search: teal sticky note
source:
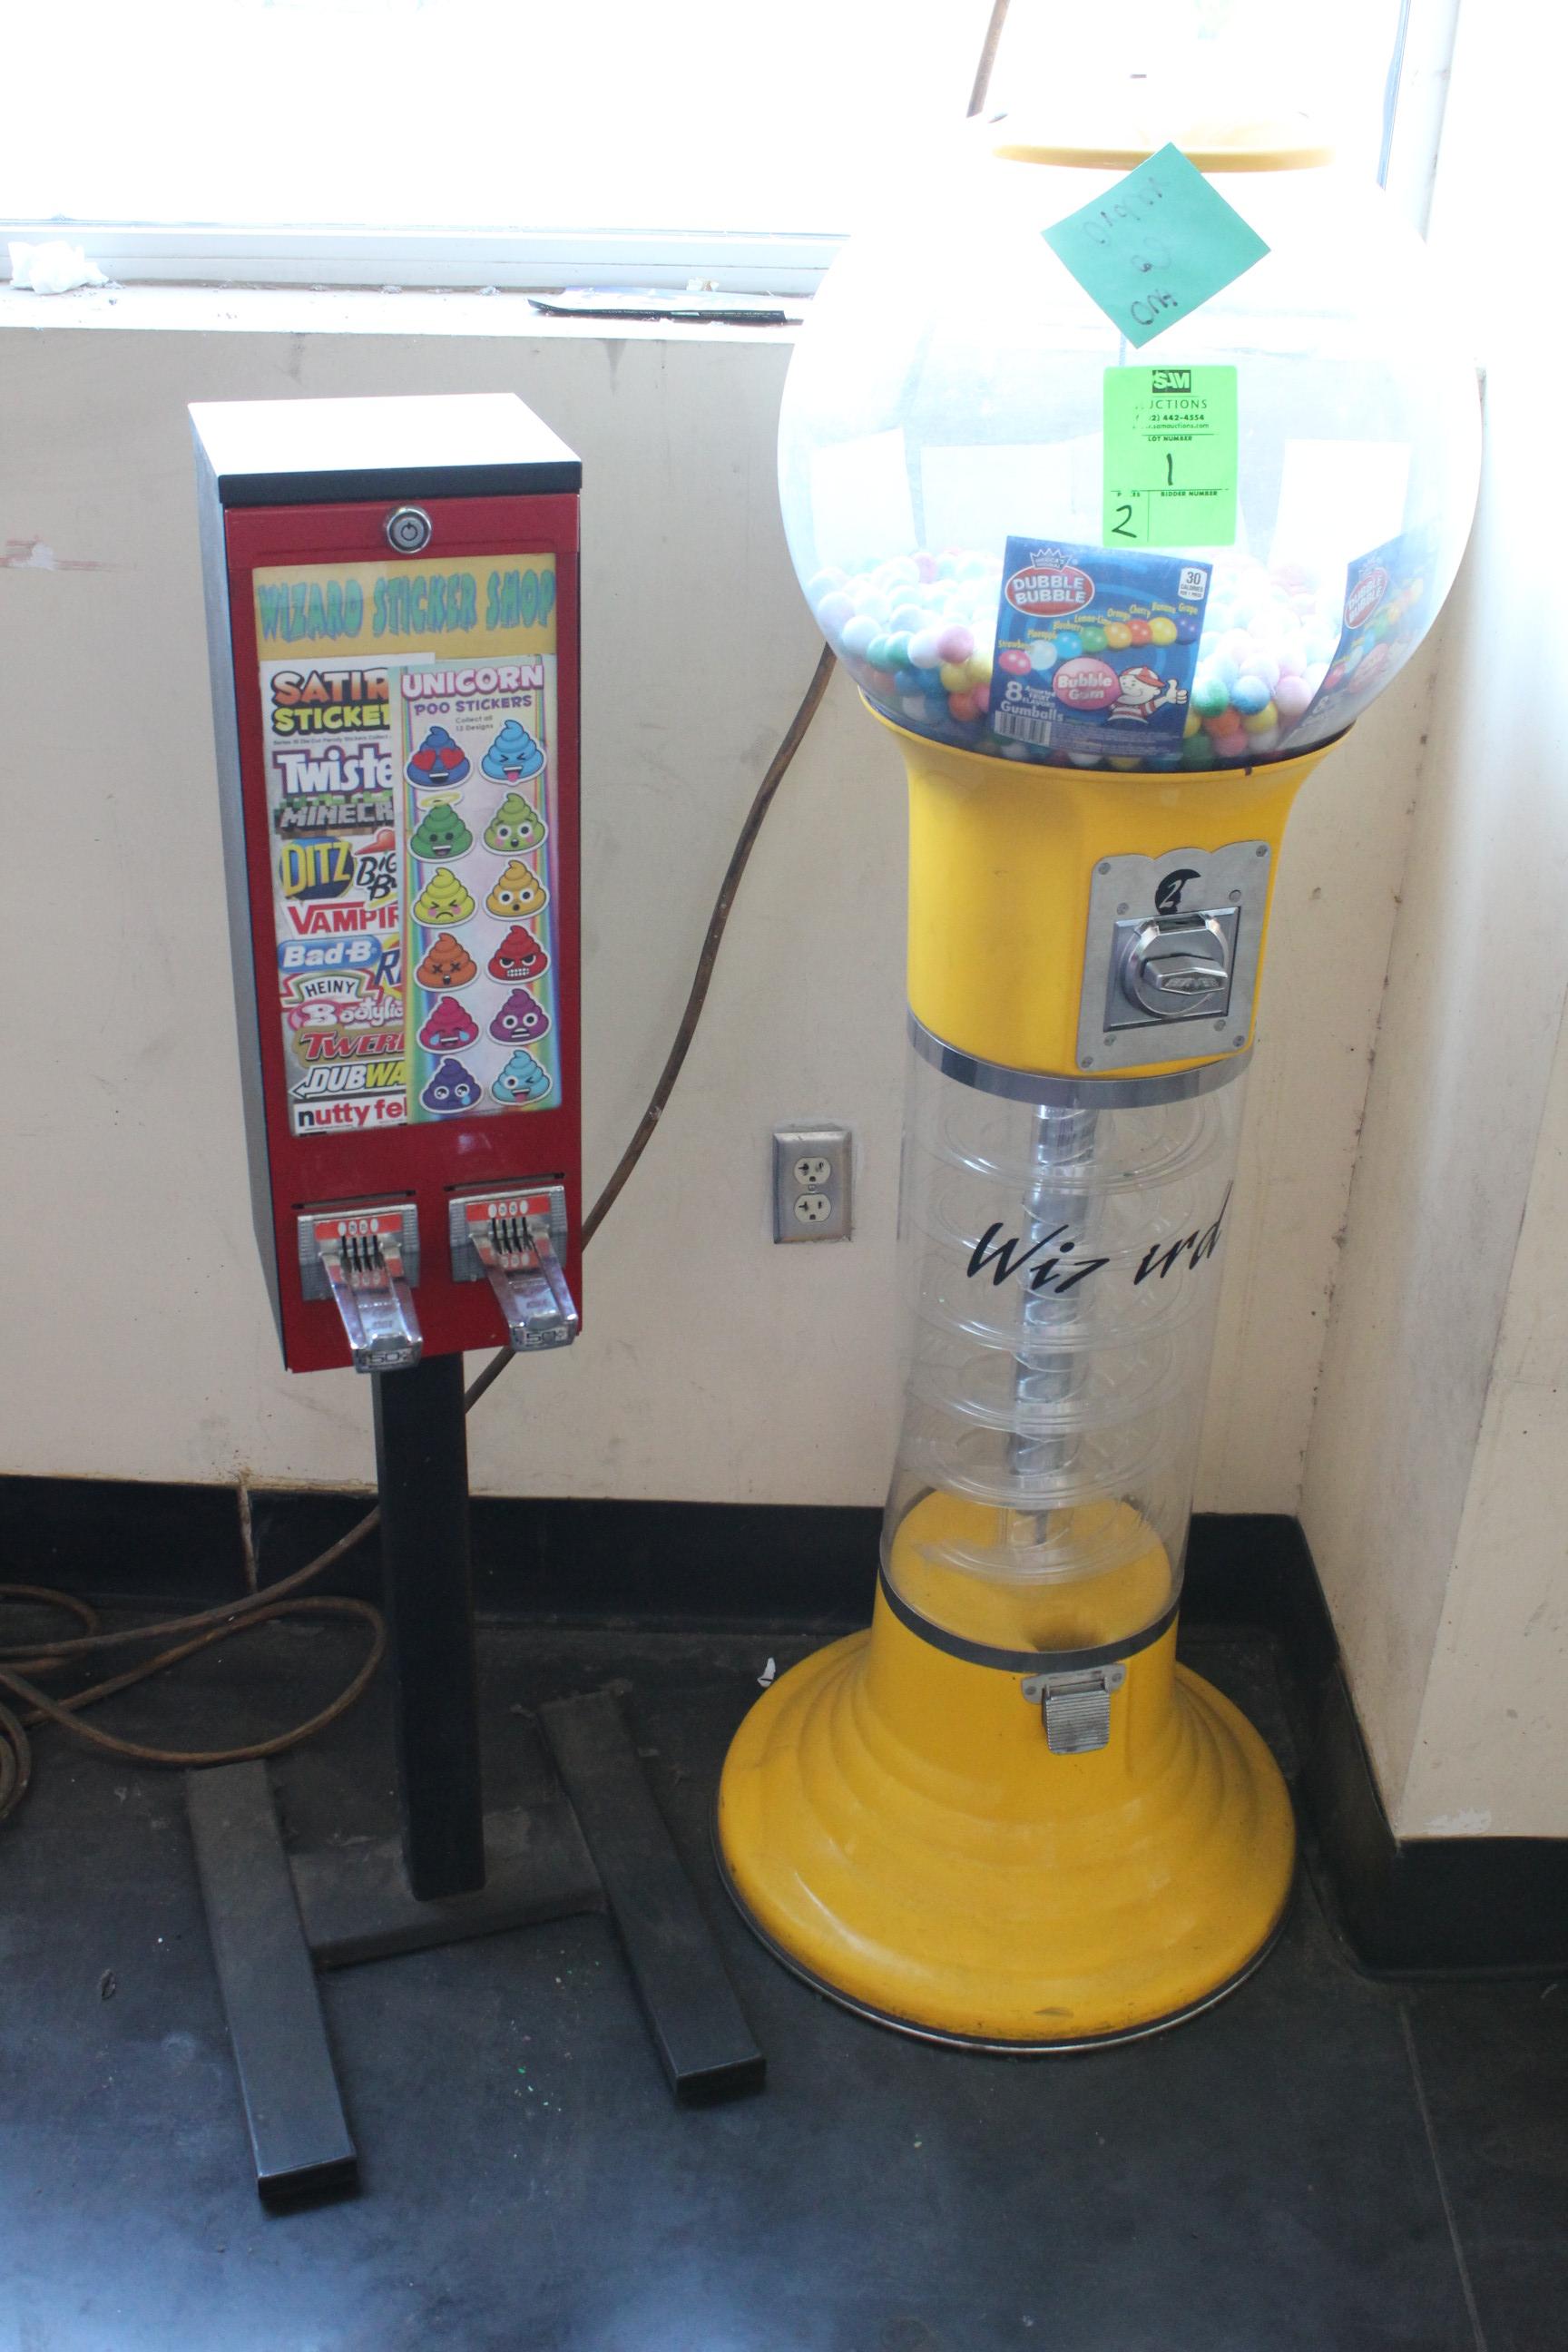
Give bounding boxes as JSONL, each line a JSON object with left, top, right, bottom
{"left": 1043, "top": 144, "right": 1269, "bottom": 348}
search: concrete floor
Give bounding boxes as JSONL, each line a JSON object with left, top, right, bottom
{"left": 2, "top": 1614, "right": 1563, "bottom": 2352}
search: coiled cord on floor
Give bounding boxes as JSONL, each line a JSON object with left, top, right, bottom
{"left": 0, "top": 644, "right": 838, "bottom": 1827}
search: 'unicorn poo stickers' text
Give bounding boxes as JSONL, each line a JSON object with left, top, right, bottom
{"left": 251, "top": 555, "right": 563, "bottom": 1136}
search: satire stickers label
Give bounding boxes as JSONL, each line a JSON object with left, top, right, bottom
{"left": 253, "top": 556, "right": 560, "bottom": 1137}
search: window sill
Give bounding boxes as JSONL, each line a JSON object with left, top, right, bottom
{"left": 0, "top": 280, "right": 803, "bottom": 348}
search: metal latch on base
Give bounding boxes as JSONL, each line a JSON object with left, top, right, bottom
{"left": 298, "top": 1204, "right": 422, "bottom": 1373}
{"left": 1021, "top": 1662, "right": 1127, "bottom": 1754}
{"left": 448, "top": 1183, "right": 579, "bottom": 1353}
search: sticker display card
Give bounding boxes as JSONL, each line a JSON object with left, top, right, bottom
{"left": 1282, "top": 528, "right": 1435, "bottom": 747}
{"left": 254, "top": 554, "right": 562, "bottom": 1136}
{"left": 988, "top": 537, "right": 1210, "bottom": 760}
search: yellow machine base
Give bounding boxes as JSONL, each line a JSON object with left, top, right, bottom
{"left": 717, "top": 1598, "right": 1296, "bottom": 2050}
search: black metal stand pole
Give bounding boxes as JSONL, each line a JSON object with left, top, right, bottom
{"left": 370, "top": 1353, "right": 485, "bottom": 1901}
{"left": 189, "top": 1351, "right": 763, "bottom": 2203}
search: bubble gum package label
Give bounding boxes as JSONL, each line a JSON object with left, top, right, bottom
{"left": 1283, "top": 529, "right": 1435, "bottom": 747}
{"left": 988, "top": 537, "right": 1210, "bottom": 760}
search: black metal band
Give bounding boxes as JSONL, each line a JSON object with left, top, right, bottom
{"left": 877, "top": 1559, "right": 1181, "bottom": 1675}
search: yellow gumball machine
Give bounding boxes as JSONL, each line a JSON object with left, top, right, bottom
{"left": 719, "top": 104, "right": 1480, "bottom": 2046}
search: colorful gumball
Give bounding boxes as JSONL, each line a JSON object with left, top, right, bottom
{"left": 1128, "top": 618, "right": 1153, "bottom": 645}
{"left": 1103, "top": 621, "right": 1132, "bottom": 651}
{"left": 936, "top": 623, "right": 975, "bottom": 665}
{"left": 1053, "top": 631, "right": 1083, "bottom": 662}
{"left": 997, "top": 647, "right": 1033, "bottom": 677}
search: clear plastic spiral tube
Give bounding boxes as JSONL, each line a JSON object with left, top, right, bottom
{"left": 882, "top": 1040, "right": 1245, "bottom": 1655}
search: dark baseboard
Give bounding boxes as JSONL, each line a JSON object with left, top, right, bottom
{"left": 2, "top": 1475, "right": 1563, "bottom": 1975}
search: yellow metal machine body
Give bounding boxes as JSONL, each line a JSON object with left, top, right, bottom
{"left": 719, "top": 726, "right": 1329, "bottom": 2047}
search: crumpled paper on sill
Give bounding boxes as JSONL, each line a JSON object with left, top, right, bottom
{"left": 8, "top": 240, "right": 108, "bottom": 295}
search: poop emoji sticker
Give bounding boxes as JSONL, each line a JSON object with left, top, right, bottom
{"left": 417, "top": 997, "right": 480, "bottom": 1053}
{"left": 487, "top": 925, "right": 549, "bottom": 984}
{"left": 485, "top": 860, "right": 547, "bottom": 921}
{"left": 492, "top": 1050, "right": 552, "bottom": 1105}
{"left": 415, "top": 933, "right": 479, "bottom": 991}
{"left": 407, "top": 727, "right": 471, "bottom": 789}
{"left": 481, "top": 720, "right": 544, "bottom": 784}
{"left": 412, "top": 867, "right": 475, "bottom": 926}
{"left": 419, "top": 1057, "right": 484, "bottom": 1115}
{"left": 408, "top": 800, "right": 474, "bottom": 862}
{"left": 490, "top": 986, "right": 550, "bottom": 1046}
{"left": 484, "top": 791, "right": 546, "bottom": 857}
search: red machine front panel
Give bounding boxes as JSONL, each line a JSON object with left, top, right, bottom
{"left": 222, "top": 493, "right": 581, "bottom": 1370}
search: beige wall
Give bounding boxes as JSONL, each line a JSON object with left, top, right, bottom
{"left": 1300, "top": 0, "right": 1568, "bottom": 1838}
{"left": 0, "top": 290, "right": 1427, "bottom": 1517}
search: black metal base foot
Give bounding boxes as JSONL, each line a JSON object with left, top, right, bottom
{"left": 187, "top": 1690, "right": 763, "bottom": 2206}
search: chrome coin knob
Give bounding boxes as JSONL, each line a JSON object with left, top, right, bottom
{"left": 1122, "top": 916, "right": 1234, "bottom": 1021}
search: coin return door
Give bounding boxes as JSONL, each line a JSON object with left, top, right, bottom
{"left": 449, "top": 1184, "right": 580, "bottom": 1353}
{"left": 1078, "top": 841, "right": 1271, "bottom": 1073}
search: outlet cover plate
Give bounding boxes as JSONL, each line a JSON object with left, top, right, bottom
{"left": 772, "top": 1126, "right": 852, "bottom": 1243}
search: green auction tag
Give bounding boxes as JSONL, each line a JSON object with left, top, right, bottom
{"left": 1102, "top": 365, "right": 1239, "bottom": 547}
{"left": 1043, "top": 144, "right": 1269, "bottom": 348}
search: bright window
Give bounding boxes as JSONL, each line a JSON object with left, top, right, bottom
{"left": 4, "top": 0, "right": 1428, "bottom": 290}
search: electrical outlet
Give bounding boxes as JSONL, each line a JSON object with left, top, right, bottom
{"left": 773, "top": 1126, "right": 852, "bottom": 1242}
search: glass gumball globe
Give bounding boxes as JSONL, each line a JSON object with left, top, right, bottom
{"left": 779, "top": 112, "right": 1480, "bottom": 770}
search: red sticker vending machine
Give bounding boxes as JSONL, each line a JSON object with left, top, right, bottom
{"left": 191, "top": 393, "right": 582, "bottom": 1374}
{"left": 186, "top": 396, "right": 760, "bottom": 2205}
